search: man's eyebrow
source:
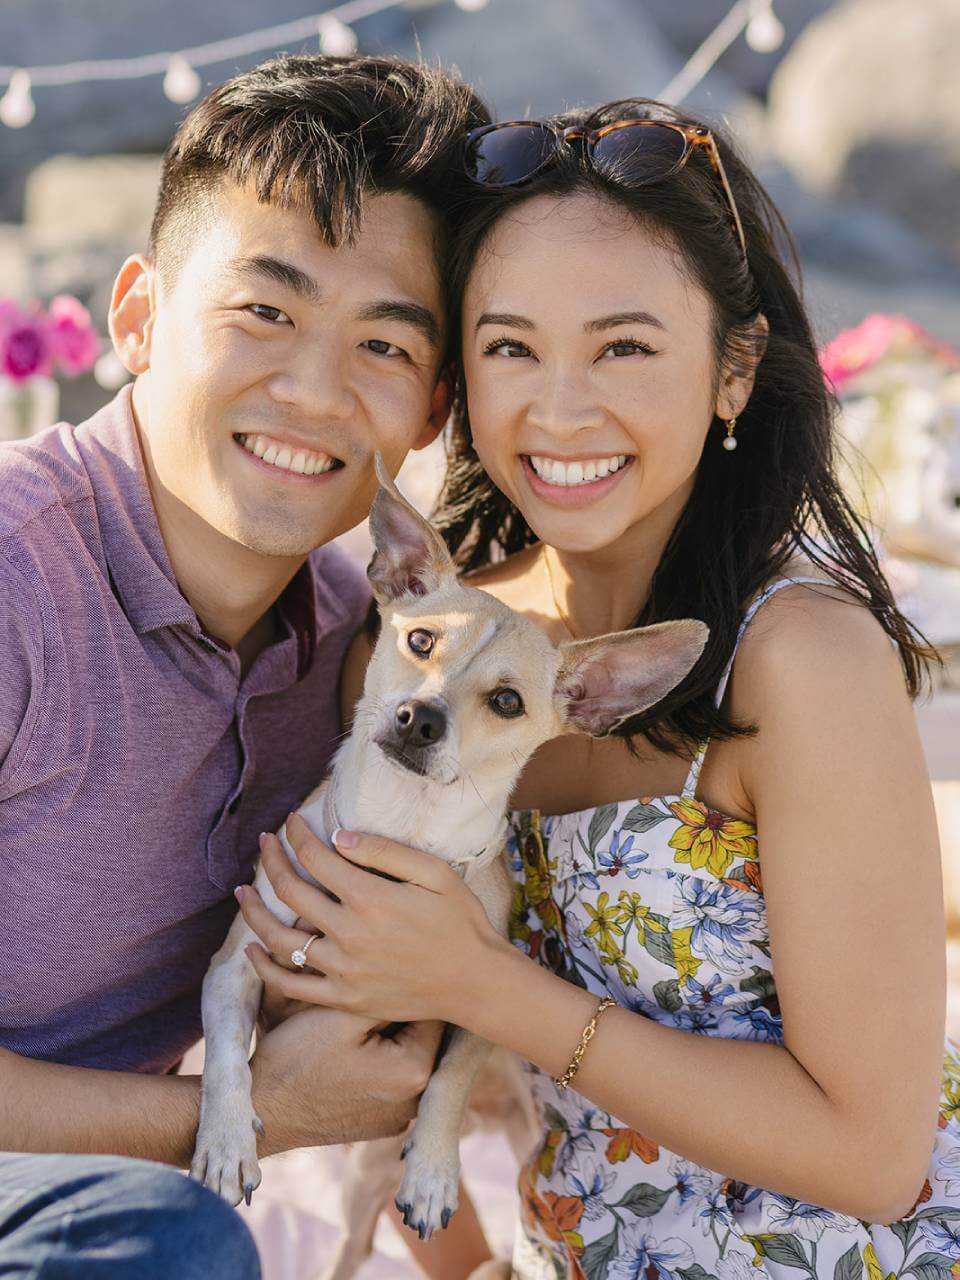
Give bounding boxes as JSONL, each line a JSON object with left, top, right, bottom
{"left": 356, "top": 300, "right": 441, "bottom": 350}
{"left": 232, "top": 255, "right": 323, "bottom": 303}
{"left": 584, "top": 311, "right": 665, "bottom": 333}
{"left": 475, "top": 312, "right": 536, "bottom": 332}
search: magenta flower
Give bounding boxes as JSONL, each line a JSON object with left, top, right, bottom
{"left": 820, "top": 313, "right": 960, "bottom": 394}
{"left": 47, "top": 295, "right": 100, "bottom": 376}
{"left": 0, "top": 303, "right": 53, "bottom": 385}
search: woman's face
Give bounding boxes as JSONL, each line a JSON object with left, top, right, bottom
{"left": 461, "top": 191, "right": 742, "bottom": 555}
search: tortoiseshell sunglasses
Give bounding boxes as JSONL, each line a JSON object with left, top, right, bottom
{"left": 464, "top": 119, "right": 747, "bottom": 259}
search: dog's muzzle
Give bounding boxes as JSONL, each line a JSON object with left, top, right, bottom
{"left": 376, "top": 698, "right": 448, "bottom": 777}
{"left": 395, "top": 699, "right": 447, "bottom": 746}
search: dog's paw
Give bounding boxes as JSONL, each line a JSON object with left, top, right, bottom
{"left": 190, "top": 1093, "right": 263, "bottom": 1208}
{"left": 394, "top": 1137, "right": 460, "bottom": 1240}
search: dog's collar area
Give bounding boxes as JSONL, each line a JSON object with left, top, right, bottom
{"left": 449, "top": 838, "right": 507, "bottom": 881}
{"left": 321, "top": 787, "right": 504, "bottom": 883}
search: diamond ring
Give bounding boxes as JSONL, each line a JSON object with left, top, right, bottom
{"left": 290, "top": 934, "right": 320, "bottom": 969}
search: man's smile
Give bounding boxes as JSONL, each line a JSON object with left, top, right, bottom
{"left": 233, "top": 431, "right": 345, "bottom": 480}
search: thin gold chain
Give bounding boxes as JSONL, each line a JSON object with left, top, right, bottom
{"left": 541, "top": 545, "right": 578, "bottom": 640}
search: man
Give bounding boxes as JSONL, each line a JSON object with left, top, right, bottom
{"left": 0, "top": 52, "right": 488, "bottom": 1277}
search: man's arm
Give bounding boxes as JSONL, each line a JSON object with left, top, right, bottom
{"left": 0, "top": 1010, "right": 441, "bottom": 1165}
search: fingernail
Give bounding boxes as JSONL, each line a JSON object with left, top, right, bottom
{"left": 258, "top": 833, "right": 268, "bottom": 851}
{"left": 332, "top": 828, "right": 358, "bottom": 849}
{"left": 234, "top": 886, "right": 244, "bottom": 902}
{"left": 245, "top": 944, "right": 256, "bottom": 960}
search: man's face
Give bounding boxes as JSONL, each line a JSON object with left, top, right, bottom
{"left": 129, "top": 181, "right": 447, "bottom": 558}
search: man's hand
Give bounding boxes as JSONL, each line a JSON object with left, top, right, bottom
{"left": 249, "top": 1004, "right": 443, "bottom": 1155}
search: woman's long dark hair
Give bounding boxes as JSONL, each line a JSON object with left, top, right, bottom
{"left": 432, "top": 97, "right": 935, "bottom": 757}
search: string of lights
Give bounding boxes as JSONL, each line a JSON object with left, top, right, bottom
{"left": 0, "top": 0, "right": 490, "bottom": 128}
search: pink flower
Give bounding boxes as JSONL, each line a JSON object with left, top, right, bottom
{"left": 0, "top": 303, "right": 53, "bottom": 385}
{"left": 821, "top": 313, "right": 960, "bottom": 393}
{"left": 47, "top": 295, "right": 100, "bottom": 376}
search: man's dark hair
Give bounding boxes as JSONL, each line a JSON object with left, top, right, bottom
{"left": 149, "top": 53, "right": 490, "bottom": 284}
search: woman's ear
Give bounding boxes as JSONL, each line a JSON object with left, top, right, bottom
{"left": 412, "top": 365, "right": 454, "bottom": 451}
{"left": 716, "top": 312, "right": 769, "bottom": 420}
{"left": 108, "top": 255, "right": 157, "bottom": 376}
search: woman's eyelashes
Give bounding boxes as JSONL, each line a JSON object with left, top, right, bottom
{"left": 599, "top": 336, "right": 658, "bottom": 359}
{"left": 480, "top": 334, "right": 659, "bottom": 361}
{"left": 482, "top": 335, "right": 532, "bottom": 359}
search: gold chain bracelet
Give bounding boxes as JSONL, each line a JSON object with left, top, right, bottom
{"left": 554, "top": 996, "right": 617, "bottom": 1091}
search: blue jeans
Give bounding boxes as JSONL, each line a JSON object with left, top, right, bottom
{"left": 0, "top": 1153, "right": 261, "bottom": 1279}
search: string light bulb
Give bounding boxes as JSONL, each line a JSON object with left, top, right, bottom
{"left": 454, "top": 0, "right": 490, "bottom": 9}
{"left": 318, "top": 16, "right": 359, "bottom": 55}
{"left": 745, "top": 1, "right": 785, "bottom": 52}
{"left": 163, "top": 55, "right": 201, "bottom": 104}
{"left": 0, "top": 71, "right": 35, "bottom": 128}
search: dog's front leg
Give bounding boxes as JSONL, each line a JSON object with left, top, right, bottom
{"left": 191, "top": 851, "right": 300, "bottom": 1206}
{"left": 394, "top": 1024, "right": 493, "bottom": 1240}
{"left": 395, "top": 854, "right": 513, "bottom": 1239}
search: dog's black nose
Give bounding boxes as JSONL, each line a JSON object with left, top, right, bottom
{"left": 395, "top": 700, "right": 447, "bottom": 746}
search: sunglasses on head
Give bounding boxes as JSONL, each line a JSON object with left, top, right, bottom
{"left": 464, "top": 118, "right": 747, "bottom": 260}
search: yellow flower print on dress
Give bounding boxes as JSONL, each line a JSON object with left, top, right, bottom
{"left": 583, "top": 892, "right": 624, "bottom": 955}
{"left": 668, "top": 797, "right": 758, "bottom": 879}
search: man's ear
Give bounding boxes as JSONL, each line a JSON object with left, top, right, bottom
{"left": 108, "top": 255, "right": 157, "bottom": 376}
{"left": 366, "top": 453, "right": 456, "bottom": 605}
{"left": 411, "top": 366, "right": 453, "bottom": 451}
{"left": 715, "top": 312, "right": 769, "bottom": 421}
{"left": 556, "top": 620, "right": 709, "bottom": 737}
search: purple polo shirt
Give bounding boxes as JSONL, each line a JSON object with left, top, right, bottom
{"left": 0, "top": 387, "right": 370, "bottom": 1072}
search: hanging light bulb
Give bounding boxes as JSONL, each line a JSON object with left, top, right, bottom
{"left": 745, "top": 2, "right": 785, "bottom": 53}
{"left": 454, "top": 0, "right": 490, "bottom": 10}
{"left": 163, "top": 55, "right": 201, "bottom": 104}
{"left": 0, "top": 71, "right": 36, "bottom": 128}
{"left": 318, "top": 16, "right": 359, "bottom": 56}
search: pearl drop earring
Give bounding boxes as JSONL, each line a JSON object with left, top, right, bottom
{"left": 723, "top": 416, "right": 738, "bottom": 451}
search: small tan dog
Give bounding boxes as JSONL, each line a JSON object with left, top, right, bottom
{"left": 190, "top": 459, "right": 707, "bottom": 1257}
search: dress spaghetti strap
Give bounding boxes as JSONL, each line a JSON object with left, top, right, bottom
{"left": 680, "top": 575, "right": 829, "bottom": 800}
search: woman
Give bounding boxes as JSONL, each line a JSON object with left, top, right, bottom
{"left": 240, "top": 99, "right": 959, "bottom": 1279}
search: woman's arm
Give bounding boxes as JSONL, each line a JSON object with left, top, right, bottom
{"left": 245, "top": 589, "right": 944, "bottom": 1224}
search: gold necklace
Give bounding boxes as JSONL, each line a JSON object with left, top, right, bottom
{"left": 541, "top": 546, "right": 578, "bottom": 640}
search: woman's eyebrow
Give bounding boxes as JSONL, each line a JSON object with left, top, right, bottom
{"left": 584, "top": 311, "right": 665, "bottom": 333}
{"left": 475, "top": 312, "right": 536, "bottom": 332}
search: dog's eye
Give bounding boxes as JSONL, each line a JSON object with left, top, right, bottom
{"left": 489, "top": 687, "right": 524, "bottom": 718}
{"left": 407, "top": 629, "right": 435, "bottom": 657}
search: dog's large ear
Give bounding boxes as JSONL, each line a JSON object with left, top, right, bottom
{"left": 367, "top": 453, "right": 455, "bottom": 605}
{"left": 555, "top": 620, "right": 709, "bottom": 737}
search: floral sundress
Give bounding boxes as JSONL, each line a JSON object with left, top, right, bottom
{"left": 506, "top": 578, "right": 960, "bottom": 1280}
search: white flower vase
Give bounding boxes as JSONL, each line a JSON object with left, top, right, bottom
{"left": 0, "top": 375, "right": 60, "bottom": 442}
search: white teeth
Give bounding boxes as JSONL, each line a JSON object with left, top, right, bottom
{"left": 529, "top": 453, "right": 630, "bottom": 487}
{"left": 238, "top": 433, "right": 336, "bottom": 477}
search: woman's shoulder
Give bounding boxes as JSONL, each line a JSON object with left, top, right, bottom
{"left": 732, "top": 569, "right": 908, "bottom": 725}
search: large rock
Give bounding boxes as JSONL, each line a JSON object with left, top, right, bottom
{"left": 768, "top": 0, "right": 960, "bottom": 264}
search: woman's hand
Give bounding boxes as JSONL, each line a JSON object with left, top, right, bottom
{"left": 237, "top": 813, "right": 507, "bottom": 1024}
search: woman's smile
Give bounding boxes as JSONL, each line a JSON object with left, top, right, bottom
{"left": 520, "top": 452, "right": 636, "bottom": 508}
